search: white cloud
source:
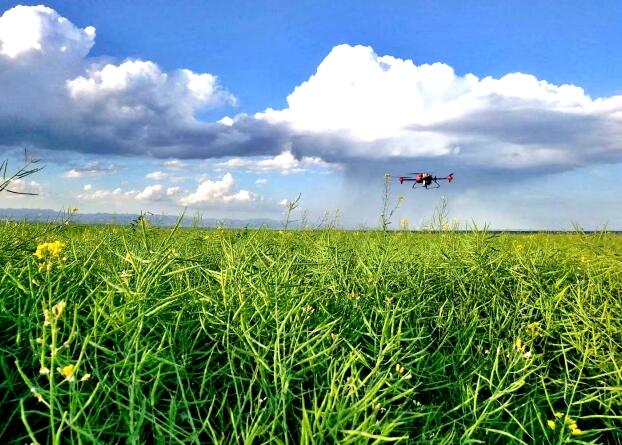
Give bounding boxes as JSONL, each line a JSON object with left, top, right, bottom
{"left": 83, "top": 184, "right": 92, "bottom": 191}
{"left": 180, "top": 173, "right": 255, "bottom": 206}
{"left": 218, "top": 116, "right": 234, "bottom": 126}
{"left": 77, "top": 187, "right": 137, "bottom": 201}
{"left": 66, "top": 60, "right": 236, "bottom": 122}
{"left": 62, "top": 162, "right": 120, "bottom": 178}
{"left": 145, "top": 171, "right": 168, "bottom": 180}
{"left": 216, "top": 149, "right": 333, "bottom": 174}
{"left": 79, "top": 173, "right": 254, "bottom": 206}
{"left": 63, "top": 170, "right": 84, "bottom": 178}
{"left": 135, "top": 184, "right": 180, "bottom": 200}
{"left": 162, "top": 160, "right": 189, "bottom": 170}
{"left": 77, "top": 183, "right": 180, "bottom": 202}
{"left": 1, "top": 178, "right": 43, "bottom": 196}
{"left": 0, "top": 5, "right": 238, "bottom": 158}
{"left": 0, "top": 5, "right": 94, "bottom": 59}
{"left": 255, "top": 178, "right": 267, "bottom": 184}
{"left": 257, "top": 44, "right": 622, "bottom": 169}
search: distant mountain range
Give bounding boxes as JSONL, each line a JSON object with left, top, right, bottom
{"left": 0, "top": 208, "right": 282, "bottom": 228}
{"left": 1, "top": 208, "right": 618, "bottom": 233}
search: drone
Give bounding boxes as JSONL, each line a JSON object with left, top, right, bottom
{"left": 398, "top": 172, "right": 454, "bottom": 189}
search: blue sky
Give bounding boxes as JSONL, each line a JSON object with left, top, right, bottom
{"left": 1, "top": 1, "right": 621, "bottom": 229}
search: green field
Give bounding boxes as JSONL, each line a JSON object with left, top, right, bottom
{"left": 1, "top": 221, "right": 622, "bottom": 444}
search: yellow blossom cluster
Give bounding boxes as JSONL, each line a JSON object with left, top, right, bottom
{"left": 547, "top": 412, "right": 583, "bottom": 436}
{"left": 34, "top": 241, "right": 66, "bottom": 272}
{"left": 34, "top": 241, "right": 65, "bottom": 260}
{"left": 392, "top": 363, "right": 413, "bottom": 380}
{"left": 526, "top": 321, "right": 543, "bottom": 338}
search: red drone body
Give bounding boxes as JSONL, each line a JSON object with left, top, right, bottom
{"left": 398, "top": 172, "right": 454, "bottom": 189}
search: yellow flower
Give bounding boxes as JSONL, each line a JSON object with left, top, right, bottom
{"left": 34, "top": 241, "right": 65, "bottom": 259}
{"left": 34, "top": 242, "right": 49, "bottom": 259}
{"left": 570, "top": 425, "right": 583, "bottom": 436}
{"left": 515, "top": 244, "right": 524, "bottom": 251}
{"left": 554, "top": 412, "right": 564, "bottom": 419}
{"left": 39, "top": 366, "right": 50, "bottom": 375}
{"left": 80, "top": 373, "right": 91, "bottom": 382}
{"left": 527, "top": 321, "right": 541, "bottom": 332}
{"left": 58, "top": 364, "right": 75, "bottom": 381}
{"left": 395, "top": 364, "right": 405, "bottom": 374}
{"left": 48, "top": 241, "right": 64, "bottom": 257}
{"left": 514, "top": 338, "right": 523, "bottom": 351}
{"left": 547, "top": 419, "right": 556, "bottom": 430}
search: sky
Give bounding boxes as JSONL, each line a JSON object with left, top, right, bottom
{"left": 0, "top": 1, "right": 621, "bottom": 229}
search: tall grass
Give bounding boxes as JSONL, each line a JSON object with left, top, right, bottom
{"left": 1, "top": 222, "right": 621, "bottom": 443}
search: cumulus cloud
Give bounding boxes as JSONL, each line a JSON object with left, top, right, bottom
{"left": 0, "top": 4, "right": 250, "bottom": 159}
{"left": 135, "top": 184, "right": 180, "bottom": 200}
{"left": 258, "top": 44, "right": 622, "bottom": 172}
{"left": 180, "top": 173, "right": 255, "bottom": 206}
{"left": 77, "top": 172, "right": 255, "bottom": 207}
{"left": 0, "top": 5, "right": 94, "bottom": 59}
{"left": 1, "top": 178, "right": 43, "bottom": 196}
{"left": 215, "top": 149, "right": 333, "bottom": 174}
{"left": 66, "top": 60, "right": 235, "bottom": 125}
{"left": 77, "top": 183, "right": 180, "bottom": 202}
{"left": 77, "top": 187, "right": 138, "bottom": 201}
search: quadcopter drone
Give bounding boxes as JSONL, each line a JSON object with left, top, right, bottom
{"left": 398, "top": 172, "right": 454, "bottom": 189}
